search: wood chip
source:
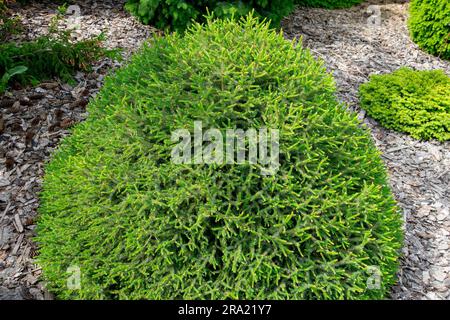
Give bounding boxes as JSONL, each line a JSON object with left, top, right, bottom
{"left": 13, "top": 214, "right": 24, "bottom": 233}
{"left": 11, "top": 234, "right": 24, "bottom": 256}
{"left": 0, "top": 202, "right": 11, "bottom": 222}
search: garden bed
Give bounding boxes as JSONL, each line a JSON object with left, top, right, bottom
{"left": 0, "top": 0, "right": 449, "bottom": 300}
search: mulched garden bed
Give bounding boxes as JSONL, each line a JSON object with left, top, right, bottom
{"left": 0, "top": 0, "right": 448, "bottom": 300}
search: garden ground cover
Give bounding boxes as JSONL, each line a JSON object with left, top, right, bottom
{"left": 0, "top": 0, "right": 449, "bottom": 300}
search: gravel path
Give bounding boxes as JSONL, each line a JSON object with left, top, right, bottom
{"left": 1, "top": 0, "right": 449, "bottom": 300}
{"left": 0, "top": 0, "right": 155, "bottom": 300}
{"left": 283, "top": 0, "right": 450, "bottom": 300}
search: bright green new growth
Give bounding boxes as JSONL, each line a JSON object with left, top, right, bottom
{"left": 408, "top": 0, "right": 450, "bottom": 60}
{"left": 359, "top": 68, "right": 450, "bottom": 142}
{"left": 37, "top": 15, "right": 402, "bottom": 300}
{"left": 295, "top": 0, "right": 364, "bottom": 9}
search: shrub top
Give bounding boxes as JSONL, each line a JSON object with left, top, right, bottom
{"left": 408, "top": 0, "right": 450, "bottom": 60}
{"left": 123, "top": 0, "right": 365, "bottom": 32}
{"left": 37, "top": 15, "right": 402, "bottom": 300}
{"left": 359, "top": 67, "right": 450, "bottom": 142}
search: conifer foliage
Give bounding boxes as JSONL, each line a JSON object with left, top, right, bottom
{"left": 408, "top": 0, "right": 450, "bottom": 60}
{"left": 37, "top": 15, "right": 403, "bottom": 299}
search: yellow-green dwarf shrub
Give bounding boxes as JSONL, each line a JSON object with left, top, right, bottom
{"left": 37, "top": 15, "right": 403, "bottom": 299}
{"left": 409, "top": 0, "right": 450, "bottom": 60}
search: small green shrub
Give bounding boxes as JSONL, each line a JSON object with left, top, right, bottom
{"left": 359, "top": 67, "right": 450, "bottom": 141}
{"left": 124, "top": 0, "right": 294, "bottom": 31}
{"left": 0, "top": 2, "right": 24, "bottom": 42}
{"left": 295, "top": 0, "right": 364, "bottom": 9}
{"left": 37, "top": 15, "right": 402, "bottom": 300}
{"left": 0, "top": 15, "right": 118, "bottom": 92}
{"left": 408, "top": 0, "right": 450, "bottom": 60}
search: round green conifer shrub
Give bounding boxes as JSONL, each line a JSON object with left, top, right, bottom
{"left": 37, "top": 15, "right": 403, "bottom": 300}
{"left": 359, "top": 67, "right": 450, "bottom": 142}
{"left": 295, "top": 0, "right": 364, "bottom": 9}
{"left": 408, "top": 0, "right": 450, "bottom": 60}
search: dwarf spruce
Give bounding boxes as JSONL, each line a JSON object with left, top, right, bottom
{"left": 37, "top": 15, "right": 402, "bottom": 299}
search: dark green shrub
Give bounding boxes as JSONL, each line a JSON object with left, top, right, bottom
{"left": 37, "top": 15, "right": 402, "bottom": 299}
{"left": 295, "top": 0, "right": 364, "bottom": 9}
{"left": 359, "top": 67, "right": 450, "bottom": 141}
{"left": 124, "top": 0, "right": 294, "bottom": 31}
{"left": 409, "top": 0, "right": 450, "bottom": 60}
